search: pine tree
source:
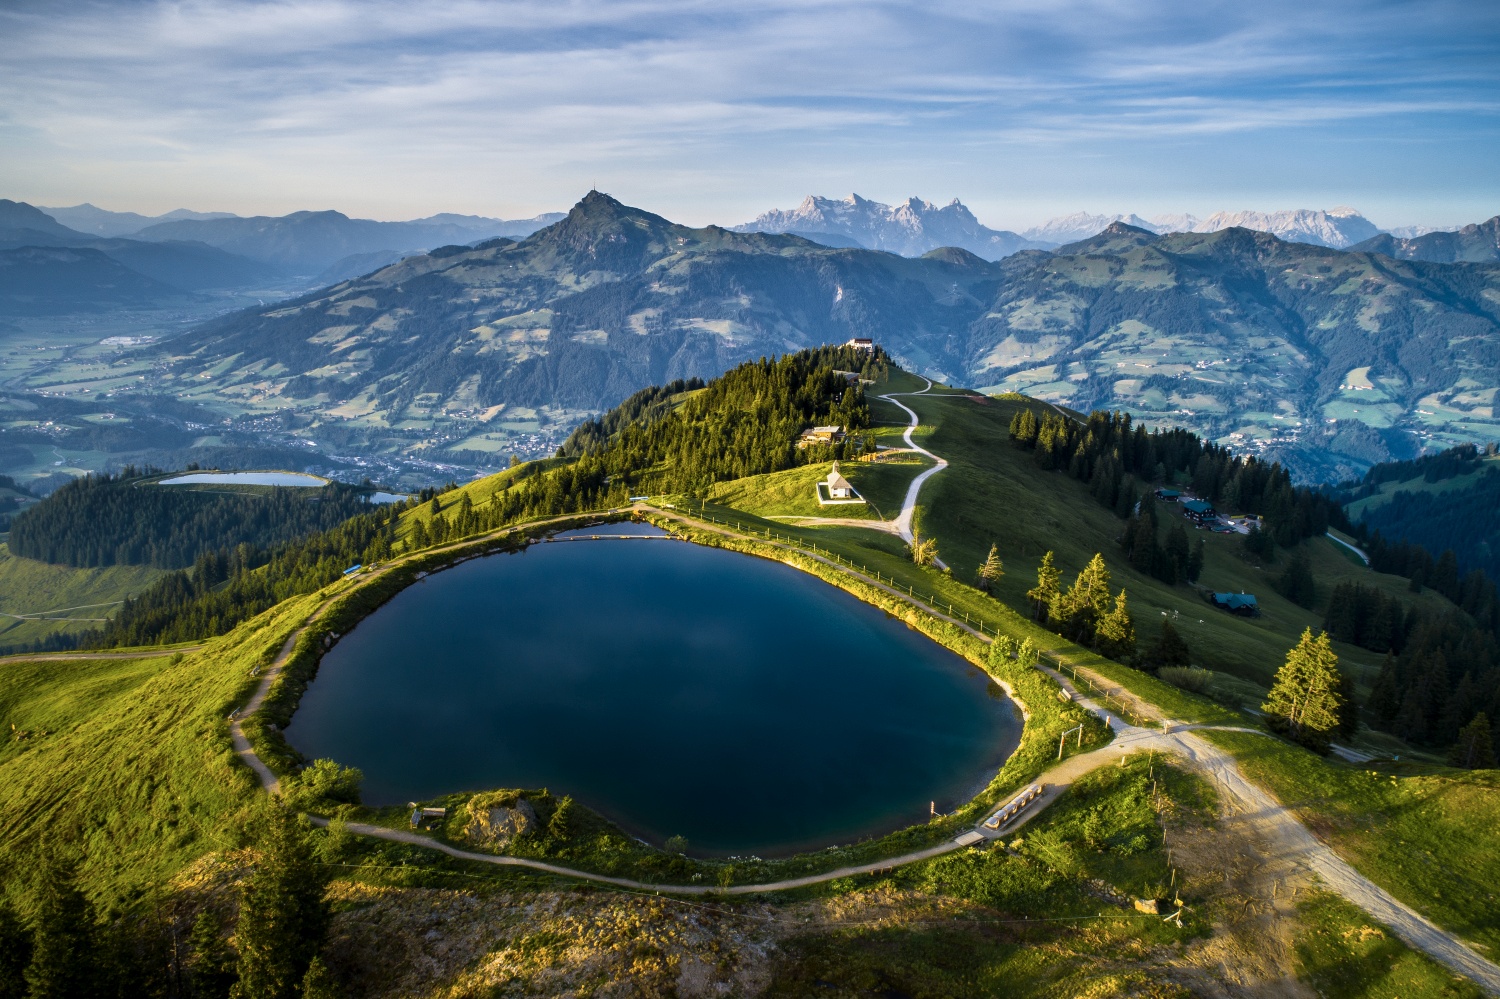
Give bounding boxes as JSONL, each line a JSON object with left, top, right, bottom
{"left": 1026, "top": 551, "right": 1061, "bottom": 623}
{"left": 977, "top": 545, "right": 1004, "bottom": 592}
{"left": 1336, "top": 666, "right": 1360, "bottom": 739}
{"left": 1262, "top": 629, "right": 1344, "bottom": 753}
{"left": 1164, "top": 523, "right": 1190, "bottom": 583}
{"left": 300, "top": 957, "right": 341, "bottom": 999}
{"left": 1369, "top": 654, "right": 1401, "bottom": 725}
{"left": 1187, "top": 536, "right": 1205, "bottom": 583}
{"left": 548, "top": 796, "right": 574, "bottom": 841}
{"left": 1146, "top": 619, "right": 1191, "bottom": 670}
{"left": 1058, "top": 554, "right": 1113, "bottom": 643}
{"left": 24, "top": 852, "right": 97, "bottom": 999}
{"left": 188, "top": 910, "right": 237, "bottom": 999}
{"left": 0, "top": 897, "right": 30, "bottom": 999}
{"left": 235, "top": 805, "right": 331, "bottom": 999}
{"left": 907, "top": 531, "right": 939, "bottom": 567}
{"left": 1449, "top": 713, "right": 1496, "bottom": 769}
{"left": 1274, "top": 550, "right": 1316, "bottom": 608}
{"left": 1094, "top": 589, "right": 1136, "bottom": 660}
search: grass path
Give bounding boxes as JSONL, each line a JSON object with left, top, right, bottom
{"left": 0, "top": 645, "right": 205, "bottom": 664}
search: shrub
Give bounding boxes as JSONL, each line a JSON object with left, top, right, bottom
{"left": 1158, "top": 667, "right": 1213, "bottom": 694}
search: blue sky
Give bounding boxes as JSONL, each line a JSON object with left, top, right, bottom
{"left": 1, "top": 0, "right": 1496, "bottom": 229}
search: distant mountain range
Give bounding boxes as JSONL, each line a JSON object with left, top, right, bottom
{"left": 1351, "top": 216, "right": 1500, "bottom": 263}
{"left": 0, "top": 200, "right": 568, "bottom": 313}
{"left": 40, "top": 204, "right": 238, "bottom": 238}
{"left": 735, "top": 195, "right": 1049, "bottom": 259}
{"left": 735, "top": 197, "right": 1434, "bottom": 256}
{"left": 1020, "top": 206, "right": 1383, "bottom": 248}
{"left": 137, "top": 193, "right": 1500, "bottom": 483}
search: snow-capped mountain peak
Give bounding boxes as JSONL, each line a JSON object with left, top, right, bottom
{"left": 735, "top": 194, "right": 1047, "bottom": 259}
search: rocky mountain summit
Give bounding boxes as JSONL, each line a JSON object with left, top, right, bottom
{"left": 735, "top": 194, "right": 1047, "bottom": 259}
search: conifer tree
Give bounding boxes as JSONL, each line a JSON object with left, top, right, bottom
{"left": 1058, "top": 554, "right": 1113, "bottom": 643}
{"left": 977, "top": 545, "right": 1004, "bottom": 592}
{"left": 1275, "top": 550, "right": 1317, "bottom": 608}
{"left": 235, "top": 805, "right": 331, "bottom": 999}
{"left": 907, "top": 531, "right": 939, "bottom": 567}
{"left": 1026, "top": 551, "right": 1061, "bottom": 623}
{"left": 1094, "top": 589, "right": 1136, "bottom": 660}
{"left": 1336, "top": 667, "right": 1360, "bottom": 739}
{"left": 0, "top": 897, "right": 30, "bottom": 999}
{"left": 300, "top": 957, "right": 341, "bottom": 999}
{"left": 1187, "top": 536, "right": 1205, "bottom": 583}
{"left": 1146, "top": 619, "right": 1191, "bottom": 670}
{"left": 1262, "top": 629, "right": 1344, "bottom": 753}
{"left": 1449, "top": 713, "right": 1496, "bottom": 769}
{"left": 24, "top": 852, "right": 96, "bottom": 999}
{"left": 188, "top": 910, "right": 237, "bottom": 999}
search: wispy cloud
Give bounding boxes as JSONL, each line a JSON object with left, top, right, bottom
{"left": 0, "top": 0, "right": 1495, "bottom": 226}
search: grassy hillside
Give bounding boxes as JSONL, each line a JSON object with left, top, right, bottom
{"left": 0, "top": 543, "right": 164, "bottom": 649}
{"left": 0, "top": 595, "right": 315, "bottom": 901}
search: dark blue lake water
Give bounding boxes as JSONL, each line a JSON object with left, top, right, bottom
{"left": 284, "top": 527, "right": 1022, "bottom": 856}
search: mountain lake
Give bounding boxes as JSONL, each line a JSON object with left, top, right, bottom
{"left": 283, "top": 523, "right": 1023, "bottom": 856}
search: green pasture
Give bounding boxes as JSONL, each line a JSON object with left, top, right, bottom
{"left": 0, "top": 543, "right": 164, "bottom": 649}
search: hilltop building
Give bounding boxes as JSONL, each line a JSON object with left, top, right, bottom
{"left": 844, "top": 337, "right": 874, "bottom": 353}
{"left": 826, "top": 464, "right": 855, "bottom": 499}
{"left": 798, "top": 425, "right": 844, "bottom": 448}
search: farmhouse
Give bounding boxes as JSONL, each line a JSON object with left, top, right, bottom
{"left": 1210, "top": 592, "right": 1260, "bottom": 616}
{"left": 1181, "top": 498, "right": 1216, "bottom": 523}
{"left": 798, "top": 425, "right": 844, "bottom": 448}
{"left": 1155, "top": 488, "right": 1181, "bottom": 502}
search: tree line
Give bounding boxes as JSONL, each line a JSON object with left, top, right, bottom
{"left": 8, "top": 468, "right": 376, "bottom": 570}
{"left": 0, "top": 804, "right": 341, "bottom": 999}
{"left": 30, "top": 347, "right": 873, "bottom": 651}
{"left": 1008, "top": 407, "right": 1348, "bottom": 548}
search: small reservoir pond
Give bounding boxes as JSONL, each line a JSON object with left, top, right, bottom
{"left": 158, "top": 470, "right": 328, "bottom": 487}
{"left": 284, "top": 528, "right": 1022, "bottom": 856}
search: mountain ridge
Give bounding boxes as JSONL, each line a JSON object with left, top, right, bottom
{"left": 735, "top": 193, "right": 1048, "bottom": 259}
{"left": 128, "top": 193, "right": 1500, "bottom": 485}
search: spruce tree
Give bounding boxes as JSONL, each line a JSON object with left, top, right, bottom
{"left": 1026, "top": 552, "right": 1061, "bottom": 623}
{"left": 1146, "top": 619, "right": 1191, "bottom": 670}
{"left": 188, "top": 910, "right": 237, "bottom": 999}
{"left": 1449, "top": 713, "right": 1496, "bottom": 769}
{"left": 1094, "top": 589, "right": 1136, "bottom": 660}
{"left": 1275, "top": 550, "right": 1317, "bottom": 609}
{"left": 24, "top": 852, "right": 96, "bottom": 999}
{"left": 300, "top": 957, "right": 341, "bottom": 999}
{"left": 235, "top": 805, "right": 331, "bottom": 999}
{"left": 976, "top": 545, "right": 1004, "bottom": 592}
{"left": 1058, "top": 554, "right": 1112, "bottom": 643}
{"left": 1262, "top": 629, "right": 1344, "bottom": 753}
{"left": 1336, "top": 667, "right": 1360, "bottom": 739}
{"left": 1187, "top": 536, "right": 1205, "bottom": 583}
{"left": 0, "top": 897, "right": 30, "bottom": 999}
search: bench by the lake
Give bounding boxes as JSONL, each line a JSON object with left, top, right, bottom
{"left": 983, "top": 782, "right": 1044, "bottom": 831}
{"left": 409, "top": 805, "right": 446, "bottom": 828}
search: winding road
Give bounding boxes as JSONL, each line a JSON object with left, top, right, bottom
{"left": 779, "top": 376, "right": 948, "bottom": 544}
{"left": 215, "top": 388, "right": 1500, "bottom": 995}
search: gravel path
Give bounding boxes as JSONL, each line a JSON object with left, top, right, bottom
{"left": 214, "top": 405, "right": 1499, "bottom": 994}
